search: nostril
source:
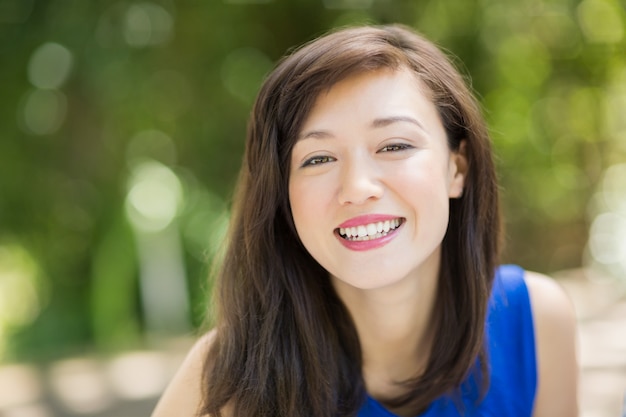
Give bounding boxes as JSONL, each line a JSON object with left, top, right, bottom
{"left": 337, "top": 180, "right": 384, "bottom": 206}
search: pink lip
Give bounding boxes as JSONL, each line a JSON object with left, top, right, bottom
{"left": 337, "top": 214, "right": 401, "bottom": 229}
{"left": 334, "top": 226, "right": 401, "bottom": 252}
{"left": 335, "top": 215, "right": 404, "bottom": 252}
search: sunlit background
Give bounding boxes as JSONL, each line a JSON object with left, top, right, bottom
{"left": 0, "top": 0, "right": 625, "bottom": 416}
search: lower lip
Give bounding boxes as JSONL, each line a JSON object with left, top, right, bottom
{"left": 335, "top": 224, "right": 402, "bottom": 251}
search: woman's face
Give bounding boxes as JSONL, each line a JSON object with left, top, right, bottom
{"left": 288, "top": 68, "right": 466, "bottom": 290}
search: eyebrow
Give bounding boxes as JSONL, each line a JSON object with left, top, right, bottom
{"left": 370, "top": 115, "right": 425, "bottom": 130}
{"left": 298, "top": 115, "right": 425, "bottom": 141}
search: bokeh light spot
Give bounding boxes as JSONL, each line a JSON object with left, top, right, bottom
{"left": 27, "top": 43, "right": 73, "bottom": 90}
{"left": 589, "top": 212, "right": 626, "bottom": 265}
{"left": 19, "top": 89, "right": 67, "bottom": 135}
{"left": 49, "top": 359, "right": 112, "bottom": 414}
{"left": 533, "top": 9, "right": 581, "bottom": 58}
{"left": 106, "top": 351, "right": 169, "bottom": 399}
{"left": 0, "top": 364, "right": 42, "bottom": 408}
{"left": 126, "top": 160, "right": 183, "bottom": 232}
{"left": 586, "top": 163, "right": 626, "bottom": 278}
{"left": 124, "top": 2, "right": 173, "bottom": 47}
{"left": 0, "top": 244, "right": 43, "bottom": 356}
{"left": 577, "top": 0, "right": 624, "bottom": 43}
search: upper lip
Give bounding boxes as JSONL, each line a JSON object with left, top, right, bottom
{"left": 337, "top": 214, "right": 402, "bottom": 229}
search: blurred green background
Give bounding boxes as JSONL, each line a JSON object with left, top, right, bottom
{"left": 0, "top": 0, "right": 625, "bottom": 365}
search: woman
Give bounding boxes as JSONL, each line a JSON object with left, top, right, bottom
{"left": 152, "top": 24, "right": 578, "bottom": 417}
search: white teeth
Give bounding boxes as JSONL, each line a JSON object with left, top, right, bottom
{"left": 338, "top": 218, "right": 403, "bottom": 241}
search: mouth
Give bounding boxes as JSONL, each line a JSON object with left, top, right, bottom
{"left": 336, "top": 218, "right": 405, "bottom": 241}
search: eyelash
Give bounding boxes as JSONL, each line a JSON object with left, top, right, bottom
{"left": 302, "top": 155, "right": 335, "bottom": 167}
{"left": 300, "top": 143, "right": 412, "bottom": 167}
{"left": 379, "top": 143, "right": 412, "bottom": 152}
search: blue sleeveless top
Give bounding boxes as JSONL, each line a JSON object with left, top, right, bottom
{"left": 357, "top": 265, "right": 537, "bottom": 417}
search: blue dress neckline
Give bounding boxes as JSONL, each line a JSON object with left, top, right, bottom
{"left": 356, "top": 265, "right": 537, "bottom": 417}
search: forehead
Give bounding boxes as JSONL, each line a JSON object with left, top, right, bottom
{"left": 299, "top": 68, "right": 436, "bottom": 131}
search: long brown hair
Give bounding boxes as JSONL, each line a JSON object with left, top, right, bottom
{"left": 200, "top": 24, "right": 500, "bottom": 417}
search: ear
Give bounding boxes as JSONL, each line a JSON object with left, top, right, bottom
{"left": 448, "top": 140, "right": 468, "bottom": 199}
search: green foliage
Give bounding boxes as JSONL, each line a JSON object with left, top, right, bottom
{"left": 0, "top": 0, "right": 624, "bottom": 360}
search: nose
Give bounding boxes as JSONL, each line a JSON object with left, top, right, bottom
{"left": 337, "top": 155, "right": 384, "bottom": 205}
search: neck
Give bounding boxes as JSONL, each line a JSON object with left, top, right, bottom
{"left": 331, "top": 253, "right": 440, "bottom": 400}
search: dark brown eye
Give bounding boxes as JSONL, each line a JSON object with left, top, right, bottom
{"left": 379, "top": 143, "right": 411, "bottom": 152}
{"left": 302, "top": 155, "right": 335, "bottom": 167}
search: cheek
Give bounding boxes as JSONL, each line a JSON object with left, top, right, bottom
{"left": 391, "top": 157, "right": 451, "bottom": 196}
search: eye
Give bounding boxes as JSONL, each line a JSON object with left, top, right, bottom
{"left": 379, "top": 143, "right": 413, "bottom": 153}
{"left": 302, "top": 155, "right": 335, "bottom": 167}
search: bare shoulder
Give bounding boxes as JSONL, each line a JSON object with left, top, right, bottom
{"left": 151, "top": 330, "right": 216, "bottom": 417}
{"left": 524, "top": 271, "right": 579, "bottom": 417}
{"left": 524, "top": 271, "right": 576, "bottom": 322}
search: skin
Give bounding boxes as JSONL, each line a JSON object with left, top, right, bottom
{"left": 150, "top": 330, "right": 214, "bottom": 417}
{"left": 150, "top": 69, "right": 579, "bottom": 417}
{"left": 526, "top": 271, "right": 579, "bottom": 417}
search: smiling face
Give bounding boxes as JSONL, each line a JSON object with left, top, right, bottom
{"left": 288, "top": 68, "right": 467, "bottom": 291}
